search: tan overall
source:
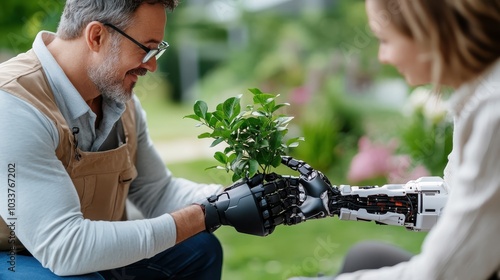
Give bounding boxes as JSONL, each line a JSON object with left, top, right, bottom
{"left": 0, "top": 50, "right": 138, "bottom": 251}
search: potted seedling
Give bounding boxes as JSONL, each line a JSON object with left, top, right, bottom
{"left": 185, "top": 88, "right": 304, "bottom": 182}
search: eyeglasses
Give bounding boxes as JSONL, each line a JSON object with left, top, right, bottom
{"left": 103, "top": 23, "right": 169, "bottom": 64}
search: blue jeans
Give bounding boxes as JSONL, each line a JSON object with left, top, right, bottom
{"left": 0, "top": 232, "right": 222, "bottom": 280}
{"left": 0, "top": 253, "right": 104, "bottom": 279}
{"left": 99, "top": 232, "right": 223, "bottom": 279}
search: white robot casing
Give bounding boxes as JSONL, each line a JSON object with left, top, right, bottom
{"left": 337, "top": 177, "right": 448, "bottom": 231}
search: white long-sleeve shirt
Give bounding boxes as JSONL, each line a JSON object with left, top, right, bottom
{"left": 0, "top": 31, "right": 221, "bottom": 276}
{"left": 337, "top": 60, "right": 500, "bottom": 280}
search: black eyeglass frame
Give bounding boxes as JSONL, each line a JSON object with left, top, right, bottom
{"left": 103, "top": 23, "right": 169, "bottom": 64}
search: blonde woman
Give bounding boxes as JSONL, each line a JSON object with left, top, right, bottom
{"left": 292, "top": 0, "right": 500, "bottom": 279}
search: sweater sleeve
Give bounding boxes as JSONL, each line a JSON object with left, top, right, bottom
{"left": 0, "top": 91, "right": 177, "bottom": 276}
{"left": 336, "top": 98, "right": 500, "bottom": 280}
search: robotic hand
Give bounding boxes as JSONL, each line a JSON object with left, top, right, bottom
{"left": 201, "top": 173, "right": 300, "bottom": 236}
{"left": 278, "top": 156, "right": 449, "bottom": 232}
{"left": 279, "top": 156, "right": 339, "bottom": 224}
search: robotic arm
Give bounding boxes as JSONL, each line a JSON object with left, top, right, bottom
{"left": 200, "top": 156, "right": 448, "bottom": 236}
{"left": 335, "top": 177, "right": 448, "bottom": 231}
{"left": 280, "top": 156, "right": 449, "bottom": 232}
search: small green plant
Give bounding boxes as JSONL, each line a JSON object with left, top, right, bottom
{"left": 185, "top": 88, "right": 304, "bottom": 182}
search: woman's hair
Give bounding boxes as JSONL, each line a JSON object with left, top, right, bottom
{"left": 57, "top": 0, "right": 178, "bottom": 40}
{"left": 380, "top": 0, "right": 500, "bottom": 86}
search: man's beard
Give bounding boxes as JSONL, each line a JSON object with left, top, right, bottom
{"left": 87, "top": 42, "right": 146, "bottom": 104}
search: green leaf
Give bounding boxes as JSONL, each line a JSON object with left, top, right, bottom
{"left": 210, "top": 137, "right": 225, "bottom": 147}
{"left": 276, "top": 126, "right": 288, "bottom": 132}
{"left": 253, "top": 93, "right": 276, "bottom": 106}
{"left": 193, "top": 100, "right": 208, "bottom": 119}
{"left": 269, "top": 132, "right": 283, "bottom": 150}
{"left": 248, "top": 88, "right": 263, "bottom": 95}
{"left": 252, "top": 111, "right": 266, "bottom": 117}
{"left": 248, "top": 159, "right": 259, "bottom": 177}
{"left": 286, "top": 137, "right": 305, "bottom": 148}
{"left": 213, "top": 110, "right": 226, "bottom": 122}
{"left": 256, "top": 152, "right": 269, "bottom": 166}
{"left": 232, "top": 119, "right": 245, "bottom": 131}
{"left": 204, "top": 165, "right": 219, "bottom": 171}
{"left": 287, "top": 136, "right": 305, "bottom": 145}
{"left": 184, "top": 114, "right": 201, "bottom": 121}
{"left": 259, "top": 139, "right": 270, "bottom": 148}
{"left": 287, "top": 142, "right": 300, "bottom": 148}
{"left": 271, "top": 155, "right": 282, "bottom": 168}
{"left": 221, "top": 129, "right": 233, "bottom": 139}
{"left": 272, "top": 103, "right": 290, "bottom": 113}
{"left": 223, "top": 96, "right": 241, "bottom": 120}
{"left": 265, "top": 100, "right": 276, "bottom": 113}
{"left": 246, "top": 117, "right": 261, "bottom": 127}
{"left": 198, "top": 132, "right": 212, "bottom": 139}
{"left": 208, "top": 113, "right": 218, "bottom": 127}
{"left": 214, "top": 151, "right": 228, "bottom": 164}
{"left": 227, "top": 153, "right": 237, "bottom": 162}
{"left": 232, "top": 173, "right": 242, "bottom": 182}
{"left": 276, "top": 116, "right": 294, "bottom": 126}
{"left": 210, "top": 129, "right": 223, "bottom": 138}
{"left": 216, "top": 102, "right": 224, "bottom": 112}
{"left": 231, "top": 159, "right": 247, "bottom": 178}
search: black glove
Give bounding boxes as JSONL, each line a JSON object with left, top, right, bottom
{"left": 280, "top": 156, "right": 340, "bottom": 225}
{"left": 201, "top": 173, "right": 299, "bottom": 236}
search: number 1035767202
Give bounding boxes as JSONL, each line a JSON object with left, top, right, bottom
{"left": 7, "top": 164, "right": 16, "bottom": 216}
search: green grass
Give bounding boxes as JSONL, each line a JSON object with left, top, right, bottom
{"left": 217, "top": 220, "right": 425, "bottom": 280}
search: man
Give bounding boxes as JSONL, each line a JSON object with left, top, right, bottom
{"left": 0, "top": 1, "right": 223, "bottom": 278}
{"left": 0, "top": 0, "right": 331, "bottom": 278}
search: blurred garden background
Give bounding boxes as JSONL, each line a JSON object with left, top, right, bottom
{"left": 0, "top": 0, "right": 453, "bottom": 279}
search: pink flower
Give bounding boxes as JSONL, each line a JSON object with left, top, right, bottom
{"left": 347, "top": 136, "right": 430, "bottom": 184}
{"left": 347, "top": 136, "right": 397, "bottom": 183}
{"left": 290, "top": 86, "right": 312, "bottom": 105}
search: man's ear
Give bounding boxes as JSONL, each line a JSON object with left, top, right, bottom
{"left": 84, "top": 21, "right": 107, "bottom": 53}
